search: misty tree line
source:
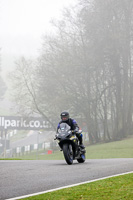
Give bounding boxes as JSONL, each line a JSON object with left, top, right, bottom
{"left": 10, "top": 0, "right": 133, "bottom": 144}
{"left": 0, "top": 49, "right": 6, "bottom": 101}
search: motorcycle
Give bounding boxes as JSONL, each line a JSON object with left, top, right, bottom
{"left": 55, "top": 123, "right": 86, "bottom": 165}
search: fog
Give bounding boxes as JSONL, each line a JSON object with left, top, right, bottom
{"left": 0, "top": 0, "right": 78, "bottom": 80}
{"left": 0, "top": 0, "right": 78, "bottom": 112}
{"left": 0, "top": 0, "right": 133, "bottom": 158}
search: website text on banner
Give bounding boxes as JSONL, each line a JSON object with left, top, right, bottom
{"left": 0, "top": 116, "right": 51, "bottom": 130}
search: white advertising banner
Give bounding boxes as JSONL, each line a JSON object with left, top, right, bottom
{"left": 0, "top": 116, "right": 51, "bottom": 130}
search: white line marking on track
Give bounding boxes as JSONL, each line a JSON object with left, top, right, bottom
{"left": 6, "top": 171, "right": 133, "bottom": 200}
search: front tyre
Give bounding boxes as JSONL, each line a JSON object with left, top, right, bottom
{"left": 63, "top": 143, "right": 73, "bottom": 165}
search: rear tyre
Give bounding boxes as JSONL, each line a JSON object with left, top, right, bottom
{"left": 63, "top": 143, "right": 73, "bottom": 165}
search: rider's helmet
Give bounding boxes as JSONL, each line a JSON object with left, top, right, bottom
{"left": 60, "top": 111, "right": 69, "bottom": 122}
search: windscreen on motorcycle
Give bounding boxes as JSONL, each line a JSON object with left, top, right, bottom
{"left": 58, "top": 123, "right": 71, "bottom": 133}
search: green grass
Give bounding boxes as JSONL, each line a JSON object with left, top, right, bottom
{"left": 20, "top": 173, "right": 133, "bottom": 200}
{"left": 19, "top": 150, "right": 64, "bottom": 160}
{"left": 0, "top": 158, "right": 22, "bottom": 160}
{"left": 85, "top": 136, "right": 133, "bottom": 159}
{"left": 18, "top": 136, "right": 133, "bottom": 160}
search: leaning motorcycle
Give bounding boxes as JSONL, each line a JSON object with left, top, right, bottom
{"left": 55, "top": 123, "right": 86, "bottom": 165}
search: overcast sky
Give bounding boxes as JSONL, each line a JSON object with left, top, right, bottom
{"left": 0, "top": 0, "right": 78, "bottom": 80}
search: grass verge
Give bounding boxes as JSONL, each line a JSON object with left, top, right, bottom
{"left": 20, "top": 173, "right": 133, "bottom": 200}
{"left": 0, "top": 158, "right": 22, "bottom": 160}
{"left": 18, "top": 136, "right": 133, "bottom": 160}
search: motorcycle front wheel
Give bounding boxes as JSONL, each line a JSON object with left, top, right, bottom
{"left": 63, "top": 143, "right": 73, "bottom": 165}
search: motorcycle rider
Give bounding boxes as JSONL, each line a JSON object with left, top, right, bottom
{"left": 57, "top": 111, "right": 85, "bottom": 148}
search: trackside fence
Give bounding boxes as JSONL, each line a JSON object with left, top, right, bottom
{"left": 0, "top": 141, "right": 58, "bottom": 158}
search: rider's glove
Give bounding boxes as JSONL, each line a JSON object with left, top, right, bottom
{"left": 72, "top": 130, "right": 75, "bottom": 135}
{"left": 72, "top": 130, "right": 77, "bottom": 135}
{"left": 54, "top": 135, "right": 57, "bottom": 140}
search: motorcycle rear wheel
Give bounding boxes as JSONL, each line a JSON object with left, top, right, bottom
{"left": 63, "top": 143, "right": 73, "bottom": 165}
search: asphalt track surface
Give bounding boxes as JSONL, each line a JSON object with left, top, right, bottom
{"left": 0, "top": 159, "right": 133, "bottom": 200}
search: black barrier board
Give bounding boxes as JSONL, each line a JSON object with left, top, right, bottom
{"left": 0, "top": 116, "right": 51, "bottom": 130}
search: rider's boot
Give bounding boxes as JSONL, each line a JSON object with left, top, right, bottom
{"left": 78, "top": 136, "right": 85, "bottom": 149}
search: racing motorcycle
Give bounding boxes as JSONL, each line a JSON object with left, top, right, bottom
{"left": 55, "top": 123, "right": 86, "bottom": 165}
